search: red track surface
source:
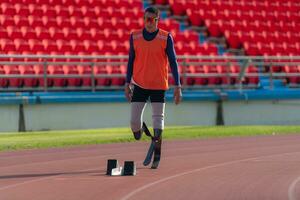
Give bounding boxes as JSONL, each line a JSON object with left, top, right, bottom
{"left": 1, "top": 134, "right": 300, "bottom": 200}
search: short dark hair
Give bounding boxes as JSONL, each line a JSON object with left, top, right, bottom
{"left": 144, "top": 6, "right": 160, "bottom": 18}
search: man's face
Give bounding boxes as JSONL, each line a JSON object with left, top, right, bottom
{"left": 144, "top": 12, "right": 159, "bottom": 33}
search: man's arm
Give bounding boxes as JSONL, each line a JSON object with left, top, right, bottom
{"left": 125, "top": 34, "right": 135, "bottom": 102}
{"left": 166, "top": 33, "right": 180, "bottom": 86}
{"left": 166, "top": 33, "right": 182, "bottom": 105}
{"left": 126, "top": 34, "right": 135, "bottom": 84}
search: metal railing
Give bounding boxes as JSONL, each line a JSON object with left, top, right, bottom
{"left": 0, "top": 54, "right": 300, "bottom": 92}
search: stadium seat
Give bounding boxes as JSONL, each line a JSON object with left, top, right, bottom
{"left": 94, "top": 65, "right": 111, "bottom": 86}
{"left": 0, "top": 66, "right": 9, "bottom": 87}
{"left": 111, "top": 65, "right": 126, "bottom": 86}
{"left": 3, "top": 65, "right": 23, "bottom": 87}
{"left": 47, "top": 65, "right": 67, "bottom": 87}
{"left": 19, "top": 65, "right": 39, "bottom": 87}
{"left": 62, "top": 65, "right": 81, "bottom": 87}
{"left": 283, "top": 65, "right": 300, "bottom": 84}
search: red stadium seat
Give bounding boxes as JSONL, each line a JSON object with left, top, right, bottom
{"left": 19, "top": 65, "right": 39, "bottom": 87}
{"left": 94, "top": 65, "right": 111, "bottom": 86}
{"left": 0, "top": 27, "right": 8, "bottom": 38}
{"left": 111, "top": 65, "right": 126, "bottom": 86}
{"left": 62, "top": 65, "right": 81, "bottom": 87}
{"left": 47, "top": 65, "right": 67, "bottom": 87}
{"left": 193, "top": 65, "right": 207, "bottom": 85}
{"left": 0, "top": 66, "right": 9, "bottom": 87}
{"left": 283, "top": 65, "right": 300, "bottom": 84}
{"left": 77, "top": 65, "right": 92, "bottom": 87}
{"left": 3, "top": 65, "right": 23, "bottom": 87}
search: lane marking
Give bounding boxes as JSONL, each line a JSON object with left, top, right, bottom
{"left": 288, "top": 175, "right": 300, "bottom": 200}
{"left": 121, "top": 151, "right": 300, "bottom": 200}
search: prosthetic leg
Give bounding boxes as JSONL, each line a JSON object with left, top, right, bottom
{"left": 151, "top": 129, "right": 162, "bottom": 169}
{"left": 142, "top": 122, "right": 162, "bottom": 169}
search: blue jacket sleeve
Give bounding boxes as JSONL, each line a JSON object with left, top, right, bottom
{"left": 126, "top": 34, "right": 135, "bottom": 83}
{"left": 166, "top": 34, "right": 181, "bottom": 86}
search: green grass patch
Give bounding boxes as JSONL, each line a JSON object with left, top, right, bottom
{"left": 1, "top": 126, "right": 300, "bottom": 152}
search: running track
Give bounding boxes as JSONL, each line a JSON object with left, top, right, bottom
{"left": 1, "top": 134, "right": 300, "bottom": 200}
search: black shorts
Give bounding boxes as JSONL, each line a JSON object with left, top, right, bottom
{"left": 131, "top": 84, "right": 165, "bottom": 103}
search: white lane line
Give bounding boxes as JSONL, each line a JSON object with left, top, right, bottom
{"left": 288, "top": 175, "right": 300, "bottom": 200}
{"left": 121, "top": 151, "right": 300, "bottom": 200}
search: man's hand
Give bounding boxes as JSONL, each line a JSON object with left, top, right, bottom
{"left": 174, "top": 86, "right": 182, "bottom": 105}
{"left": 125, "top": 83, "right": 132, "bottom": 102}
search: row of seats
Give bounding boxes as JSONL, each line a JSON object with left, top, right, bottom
{"left": 1, "top": 38, "right": 128, "bottom": 50}
{"left": 1, "top": 28, "right": 131, "bottom": 41}
{"left": 0, "top": 28, "right": 205, "bottom": 54}
{"left": 187, "top": 10, "right": 300, "bottom": 27}
{"left": 0, "top": 64, "right": 261, "bottom": 88}
{"left": 188, "top": 11, "right": 300, "bottom": 29}
{"left": 0, "top": 65, "right": 127, "bottom": 88}
{"left": 175, "top": 41, "right": 218, "bottom": 55}
{"left": 0, "top": 6, "right": 144, "bottom": 19}
{"left": 0, "top": 16, "right": 143, "bottom": 28}
{"left": 0, "top": 0, "right": 143, "bottom": 8}
{"left": 166, "top": 0, "right": 300, "bottom": 16}
{"left": 218, "top": 21, "right": 299, "bottom": 35}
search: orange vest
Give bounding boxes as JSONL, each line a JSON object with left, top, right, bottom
{"left": 132, "top": 29, "right": 169, "bottom": 90}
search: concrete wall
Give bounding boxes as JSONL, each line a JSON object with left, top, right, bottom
{"left": 223, "top": 100, "right": 300, "bottom": 125}
{"left": 24, "top": 103, "right": 131, "bottom": 131}
{"left": 23, "top": 101, "right": 216, "bottom": 131}
{"left": 0, "top": 105, "right": 19, "bottom": 132}
{"left": 1, "top": 100, "right": 300, "bottom": 132}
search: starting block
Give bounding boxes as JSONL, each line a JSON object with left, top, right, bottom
{"left": 111, "top": 166, "right": 123, "bottom": 176}
{"left": 123, "top": 161, "right": 136, "bottom": 176}
{"left": 106, "top": 159, "right": 136, "bottom": 176}
{"left": 106, "top": 159, "right": 119, "bottom": 175}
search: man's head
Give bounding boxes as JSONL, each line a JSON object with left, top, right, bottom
{"left": 144, "top": 6, "right": 160, "bottom": 33}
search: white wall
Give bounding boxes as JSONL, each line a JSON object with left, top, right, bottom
{"left": 23, "top": 101, "right": 216, "bottom": 131}
{"left": 223, "top": 100, "right": 300, "bottom": 125}
{"left": 24, "top": 103, "right": 131, "bottom": 131}
{"left": 1, "top": 100, "right": 300, "bottom": 132}
{"left": 0, "top": 105, "right": 19, "bottom": 132}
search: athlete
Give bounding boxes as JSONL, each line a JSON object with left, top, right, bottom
{"left": 125, "top": 6, "right": 182, "bottom": 168}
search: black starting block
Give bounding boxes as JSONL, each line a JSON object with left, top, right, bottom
{"left": 106, "top": 159, "right": 119, "bottom": 175}
{"left": 123, "top": 161, "right": 136, "bottom": 176}
{"left": 106, "top": 159, "right": 136, "bottom": 176}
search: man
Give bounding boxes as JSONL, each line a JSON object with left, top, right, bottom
{"left": 125, "top": 6, "right": 182, "bottom": 168}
